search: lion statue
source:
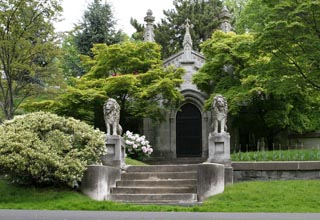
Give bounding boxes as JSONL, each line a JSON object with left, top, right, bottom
{"left": 211, "top": 94, "right": 228, "bottom": 133}
{"left": 103, "top": 98, "right": 122, "bottom": 135}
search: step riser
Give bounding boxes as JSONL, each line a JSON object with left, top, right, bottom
{"left": 126, "top": 165, "right": 198, "bottom": 173}
{"left": 116, "top": 180, "right": 197, "bottom": 187}
{"left": 111, "top": 187, "right": 196, "bottom": 194}
{"left": 121, "top": 172, "right": 197, "bottom": 180}
{"left": 110, "top": 193, "right": 197, "bottom": 202}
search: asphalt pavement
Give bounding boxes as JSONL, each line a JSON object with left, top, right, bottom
{"left": 0, "top": 210, "right": 320, "bottom": 220}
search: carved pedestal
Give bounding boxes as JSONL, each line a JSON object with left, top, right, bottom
{"left": 207, "top": 132, "right": 231, "bottom": 165}
{"left": 101, "top": 135, "right": 126, "bottom": 168}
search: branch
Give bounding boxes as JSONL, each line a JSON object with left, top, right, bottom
{"left": 276, "top": 50, "right": 320, "bottom": 90}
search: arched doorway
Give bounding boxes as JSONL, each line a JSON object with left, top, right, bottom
{"left": 176, "top": 103, "right": 202, "bottom": 157}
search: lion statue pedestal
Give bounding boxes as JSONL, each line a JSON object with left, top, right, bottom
{"left": 101, "top": 98, "right": 125, "bottom": 168}
{"left": 101, "top": 135, "right": 125, "bottom": 168}
{"left": 207, "top": 132, "right": 231, "bottom": 165}
{"left": 207, "top": 94, "right": 231, "bottom": 165}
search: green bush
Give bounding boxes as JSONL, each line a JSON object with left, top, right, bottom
{"left": 0, "top": 112, "right": 105, "bottom": 188}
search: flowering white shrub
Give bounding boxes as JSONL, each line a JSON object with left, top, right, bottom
{"left": 0, "top": 112, "right": 105, "bottom": 188}
{"left": 123, "top": 131, "right": 153, "bottom": 159}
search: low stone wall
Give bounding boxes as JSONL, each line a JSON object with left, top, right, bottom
{"left": 232, "top": 161, "right": 320, "bottom": 182}
{"left": 81, "top": 165, "right": 121, "bottom": 201}
{"left": 197, "top": 163, "right": 225, "bottom": 201}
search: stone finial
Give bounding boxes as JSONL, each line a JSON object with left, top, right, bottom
{"left": 182, "top": 18, "right": 194, "bottom": 61}
{"left": 211, "top": 94, "right": 228, "bottom": 133}
{"left": 143, "top": 9, "right": 155, "bottom": 42}
{"left": 220, "top": 6, "right": 232, "bottom": 33}
{"left": 103, "top": 98, "right": 122, "bottom": 135}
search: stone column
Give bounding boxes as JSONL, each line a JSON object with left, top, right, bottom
{"left": 207, "top": 132, "right": 231, "bottom": 165}
{"left": 101, "top": 135, "right": 126, "bottom": 169}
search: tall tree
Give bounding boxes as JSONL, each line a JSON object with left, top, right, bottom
{"left": 157, "top": 0, "right": 223, "bottom": 58}
{"left": 255, "top": 0, "right": 320, "bottom": 91}
{"left": 73, "top": 0, "right": 126, "bottom": 57}
{"left": 27, "top": 41, "right": 185, "bottom": 132}
{"left": 130, "top": 0, "right": 223, "bottom": 58}
{"left": 0, "top": 0, "right": 62, "bottom": 121}
{"left": 193, "top": 0, "right": 320, "bottom": 148}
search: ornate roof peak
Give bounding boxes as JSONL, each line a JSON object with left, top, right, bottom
{"left": 143, "top": 9, "right": 155, "bottom": 42}
{"left": 182, "top": 18, "right": 194, "bottom": 62}
{"left": 220, "top": 6, "right": 232, "bottom": 33}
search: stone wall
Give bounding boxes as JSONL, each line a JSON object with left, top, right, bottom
{"left": 232, "top": 161, "right": 320, "bottom": 182}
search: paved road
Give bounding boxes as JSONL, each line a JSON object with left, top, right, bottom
{"left": 0, "top": 210, "right": 319, "bottom": 220}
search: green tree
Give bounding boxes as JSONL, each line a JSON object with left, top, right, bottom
{"left": 193, "top": 30, "right": 320, "bottom": 149}
{"left": 60, "top": 34, "right": 86, "bottom": 78}
{"left": 29, "top": 41, "right": 185, "bottom": 132}
{"left": 223, "top": 0, "right": 248, "bottom": 26}
{"left": 130, "top": 0, "right": 223, "bottom": 58}
{"left": 158, "top": 0, "right": 223, "bottom": 58}
{"left": 254, "top": 0, "right": 320, "bottom": 91}
{"left": 73, "top": 0, "right": 126, "bottom": 57}
{"left": 0, "top": 0, "right": 62, "bottom": 121}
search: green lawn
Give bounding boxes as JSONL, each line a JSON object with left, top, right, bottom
{"left": 0, "top": 180, "right": 319, "bottom": 212}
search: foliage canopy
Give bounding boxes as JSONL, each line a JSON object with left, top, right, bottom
{"left": 0, "top": 0, "right": 62, "bottom": 121}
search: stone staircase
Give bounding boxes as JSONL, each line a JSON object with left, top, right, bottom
{"left": 110, "top": 165, "right": 199, "bottom": 204}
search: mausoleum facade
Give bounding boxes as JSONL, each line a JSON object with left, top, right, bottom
{"left": 143, "top": 8, "right": 232, "bottom": 159}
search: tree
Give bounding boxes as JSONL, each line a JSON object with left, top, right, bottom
{"left": 130, "top": 0, "right": 223, "bottom": 58}
{"left": 28, "top": 41, "right": 185, "bottom": 133}
{"left": 0, "top": 0, "right": 62, "bottom": 121}
{"left": 223, "top": 0, "right": 249, "bottom": 28}
{"left": 80, "top": 41, "right": 185, "bottom": 132}
{"left": 60, "top": 34, "right": 86, "bottom": 78}
{"left": 254, "top": 0, "right": 320, "bottom": 91}
{"left": 73, "top": 0, "right": 126, "bottom": 57}
{"left": 193, "top": 30, "right": 320, "bottom": 149}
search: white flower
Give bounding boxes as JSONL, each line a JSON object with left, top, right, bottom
{"left": 133, "top": 144, "right": 138, "bottom": 149}
{"left": 141, "top": 146, "right": 147, "bottom": 153}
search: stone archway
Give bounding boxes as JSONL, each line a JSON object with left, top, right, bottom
{"left": 176, "top": 103, "right": 202, "bottom": 157}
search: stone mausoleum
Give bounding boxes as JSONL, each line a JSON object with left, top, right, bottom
{"left": 143, "top": 7, "right": 233, "bottom": 160}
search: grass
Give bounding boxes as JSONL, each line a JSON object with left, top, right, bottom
{"left": 232, "top": 149, "right": 320, "bottom": 161}
{"left": 125, "top": 157, "right": 148, "bottom": 166}
{"left": 0, "top": 179, "right": 319, "bottom": 212}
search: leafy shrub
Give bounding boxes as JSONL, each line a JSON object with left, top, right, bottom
{"left": 0, "top": 112, "right": 105, "bottom": 187}
{"left": 123, "top": 131, "right": 153, "bottom": 159}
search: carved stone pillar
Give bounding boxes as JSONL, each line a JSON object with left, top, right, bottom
{"left": 207, "top": 132, "right": 231, "bottom": 165}
{"left": 101, "top": 135, "right": 126, "bottom": 168}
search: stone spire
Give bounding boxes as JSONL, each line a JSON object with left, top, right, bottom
{"left": 220, "top": 6, "right": 232, "bottom": 33}
{"left": 143, "top": 9, "right": 155, "bottom": 42}
{"left": 182, "top": 18, "right": 194, "bottom": 62}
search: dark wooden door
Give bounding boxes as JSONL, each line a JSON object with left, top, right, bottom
{"left": 176, "top": 103, "right": 202, "bottom": 157}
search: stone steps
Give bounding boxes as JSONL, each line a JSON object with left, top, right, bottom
{"left": 110, "top": 193, "right": 197, "bottom": 203}
{"left": 111, "top": 186, "right": 196, "bottom": 194}
{"left": 110, "top": 165, "right": 199, "bottom": 204}
{"left": 121, "top": 171, "right": 197, "bottom": 181}
{"left": 126, "top": 164, "right": 198, "bottom": 172}
{"left": 116, "top": 179, "right": 196, "bottom": 187}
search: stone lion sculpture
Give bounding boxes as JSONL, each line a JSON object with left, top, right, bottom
{"left": 211, "top": 94, "right": 228, "bottom": 133}
{"left": 103, "top": 98, "right": 122, "bottom": 135}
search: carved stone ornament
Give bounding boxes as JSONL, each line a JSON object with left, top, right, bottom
{"left": 211, "top": 94, "right": 228, "bottom": 133}
{"left": 103, "top": 98, "right": 122, "bottom": 135}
